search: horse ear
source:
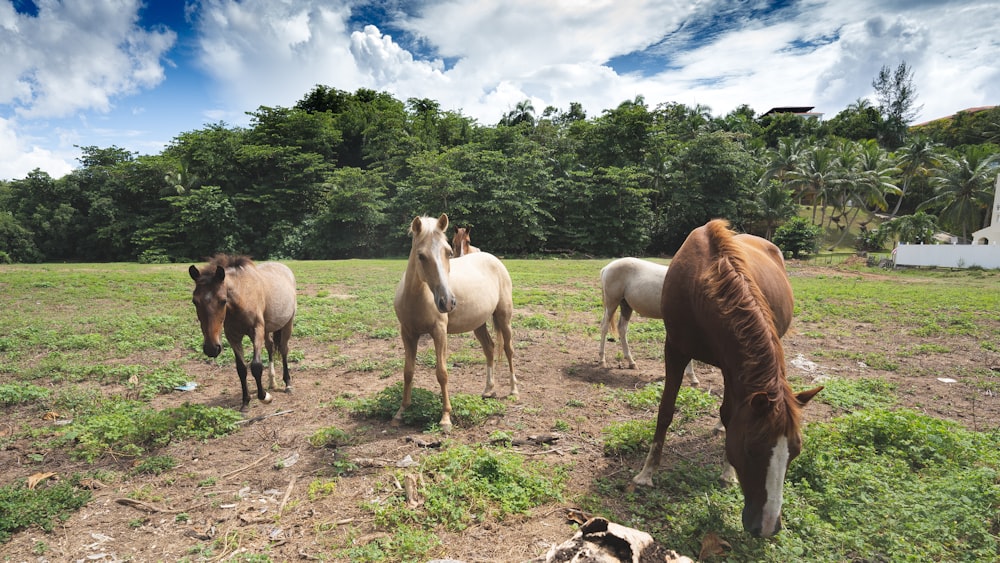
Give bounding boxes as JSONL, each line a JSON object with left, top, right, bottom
{"left": 749, "top": 391, "right": 773, "bottom": 413}
{"left": 213, "top": 265, "right": 226, "bottom": 283}
{"left": 795, "top": 386, "right": 823, "bottom": 406}
{"left": 410, "top": 216, "right": 422, "bottom": 236}
{"left": 437, "top": 213, "right": 449, "bottom": 232}
{"left": 189, "top": 265, "right": 200, "bottom": 282}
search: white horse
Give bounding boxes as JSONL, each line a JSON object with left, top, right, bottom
{"left": 598, "top": 257, "right": 697, "bottom": 385}
{"left": 393, "top": 214, "right": 517, "bottom": 432}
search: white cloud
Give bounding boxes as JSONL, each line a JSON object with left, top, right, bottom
{"left": 194, "top": 0, "right": 366, "bottom": 118}
{"left": 0, "top": 0, "right": 175, "bottom": 119}
{"left": 0, "top": 117, "right": 74, "bottom": 179}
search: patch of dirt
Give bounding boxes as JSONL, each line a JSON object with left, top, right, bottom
{"left": 1, "top": 264, "right": 997, "bottom": 562}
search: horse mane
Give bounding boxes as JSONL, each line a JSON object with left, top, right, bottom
{"left": 702, "top": 220, "right": 801, "bottom": 436}
{"left": 195, "top": 254, "right": 255, "bottom": 282}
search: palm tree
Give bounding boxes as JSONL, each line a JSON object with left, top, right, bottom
{"left": 828, "top": 140, "right": 901, "bottom": 248}
{"left": 918, "top": 149, "right": 999, "bottom": 241}
{"left": 756, "top": 180, "right": 797, "bottom": 239}
{"left": 503, "top": 99, "right": 536, "bottom": 127}
{"left": 761, "top": 138, "right": 806, "bottom": 185}
{"left": 890, "top": 137, "right": 942, "bottom": 217}
{"left": 881, "top": 212, "right": 938, "bottom": 245}
{"left": 785, "top": 143, "right": 842, "bottom": 225}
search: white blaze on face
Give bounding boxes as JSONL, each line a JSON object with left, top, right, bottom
{"left": 762, "top": 435, "right": 789, "bottom": 535}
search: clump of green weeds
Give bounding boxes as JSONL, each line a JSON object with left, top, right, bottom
{"left": 603, "top": 384, "right": 718, "bottom": 455}
{"left": 56, "top": 400, "right": 242, "bottom": 461}
{"left": 0, "top": 476, "right": 92, "bottom": 543}
{"left": 0, "top": 383, "right": 52, "bottom": 406}
{"left": 346, "top": 382, "right": 505, "bottom": 430}
{"left": 814, "top": 377, "right": 896, "bottom": 412}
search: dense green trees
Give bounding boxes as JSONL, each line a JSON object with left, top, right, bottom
{"left": 0, "top": 84, "right": 997, "bottom": 263}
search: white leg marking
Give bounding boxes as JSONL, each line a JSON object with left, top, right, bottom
{"left": 762, "top": 435, "right": 789, "bottom": 535}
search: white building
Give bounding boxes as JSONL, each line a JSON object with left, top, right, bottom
{"left": 894, "top": 175, "right": 1000, "bottom": 269}
{"left": 971, "top": 175, "right": 1000, "bottom": 245}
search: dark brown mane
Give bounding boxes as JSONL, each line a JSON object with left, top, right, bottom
{"left": 702, "top": 220, "right": 801, "bottom": 435}
{"left": 195, "top": 254, "right": 255, "bottom": 283}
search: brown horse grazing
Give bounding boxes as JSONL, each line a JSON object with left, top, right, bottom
{"left": 632, "top": 220, "right": 822, "bottom": 538}
{"left": 189, "top": 255, "right": 297, "bottom": 412}
{"left": 598, "top": 257, "right": 697, "bottom": 385}
{"left": 452, "top": 226, "right": 480, "bottom": 257}
{"left": 394, "top": 214, "right": 516, "bottom": 432}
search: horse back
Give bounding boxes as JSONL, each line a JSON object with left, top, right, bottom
{"left": 602, "top": 258, "right": 668, "bottom": 319}
{"left": 446, "top": 252, "right": 512, "bottom": 333}
{"left": 255, "top": 262, "right": 297, "bottom": 329}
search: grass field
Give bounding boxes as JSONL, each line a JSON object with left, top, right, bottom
{"left": 0, "top": 258, "right": 998, "bottom": 561}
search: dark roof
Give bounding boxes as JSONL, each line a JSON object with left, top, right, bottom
{"left": 762, "top": 106, "right": 815, "bottom": 116}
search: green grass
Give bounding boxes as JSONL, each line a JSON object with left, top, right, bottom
{"left": 586, "top": 408, "right": 1000, "bottom": 561}
{"left": 1, "top": 258, "right": 998, "bottom": 558}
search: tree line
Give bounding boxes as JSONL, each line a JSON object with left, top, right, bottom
{"left": 1, "top": 65, "right": 998, "bottom": 264}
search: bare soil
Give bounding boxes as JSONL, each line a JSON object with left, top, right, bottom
{"left": 1, "top": 264, "right": 997, "bottom": 562}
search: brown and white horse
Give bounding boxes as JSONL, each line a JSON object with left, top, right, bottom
{"left": 451, "top": 226, "right": 480, "bottom": 257}
{"left": 632, "top": 220, "right": 821, "bottom": 537}
{"left": 189, "top": 255, "right": 297, "bottom": 412}
{"left": 598, "top": 257, "right": 697, "bottom": 385}
{"left": 393, "top": 214, "right": 516, "bottom": 432}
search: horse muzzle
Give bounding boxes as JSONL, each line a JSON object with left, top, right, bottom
{"left": 743, "top": 505, "right": 782, "bottom": 537}
{"left": 202, "top": 342, "right": 222, "bottom": 358}
{"left": 436, "top": 294, "right": 457, "bottom": 314}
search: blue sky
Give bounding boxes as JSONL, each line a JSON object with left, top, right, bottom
{"left": 1, "top": 0, "right": 997, "bottom": 180}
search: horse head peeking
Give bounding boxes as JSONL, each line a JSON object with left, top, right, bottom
{"left": 452, "top": 226, "right": 480, "bottom": 258}
{"left": 393, "top": 214, "right": 517, "bottom": 432}
{"left": 631, "top": 220, "right": 821, "bottom": 537}
{"left": 189, "top": 254, "right": 297, "bottom": 412}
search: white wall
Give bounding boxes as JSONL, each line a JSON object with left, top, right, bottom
{"left": 894, "top": 243, "right": 1000, "bottom": 269}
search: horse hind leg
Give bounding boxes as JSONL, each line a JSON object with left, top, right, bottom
{"left": 618, "top": 302, "right": 637, "bottom": 369}
{"left": 473, "top": 324, "right": 497, "bottom": 398}
{"left": 493, "top": 310, "right": 518, "bottom": 399}
{"left": 274, "top": 326, "right": 293, "bottom": 393}
{"left": 264, "top": 333, "right": 277, "bottom": 391}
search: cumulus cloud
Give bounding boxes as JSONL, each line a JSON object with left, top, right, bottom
{"left": 0, "top": 117, "right": 74, "bottom": 179}
{"left": 1, "top": 0, "right": 998, "bottom": 180}
{"left": 0, "top": 0, "right": 175, "bottom": 119}
{"left": 193, "top": 0, "right": 366, "bottom": 115}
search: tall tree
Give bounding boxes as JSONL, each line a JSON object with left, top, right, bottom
{"left": 890, "top": 137, "right": 942, "bottom": 216}
{"left": 872, "top": 62, "right": 922, "bottom": 149}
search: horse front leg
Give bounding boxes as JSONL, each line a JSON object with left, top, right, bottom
{"left": 227, "top": 335, "right": 252, "bottom": 412}
{"left": 598, "top": 305, "right": 614, "bottom": 368}
{"left": 250, "top": 326, "right": 272, "bottom": 405}
{"left": 632, "top": 347, "right": 687, "bottom": 487}
{"left": 473, "top": 325, "right": 496, "bottom": 398}
{"left": 431, "top": 329, "right": 453, "bottom": 433}
{"left": 392, "top": 330, "right": 419, "bottom": 428}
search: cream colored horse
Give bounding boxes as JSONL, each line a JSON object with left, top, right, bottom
{"left": 598, "top": 257, "right": 697, "bottom": 384}
{"left": 393, "top": 214, "right": 516, "bottom": 432}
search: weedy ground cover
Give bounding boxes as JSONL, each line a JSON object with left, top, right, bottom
{"left": 0, "top": 260, "right": 997, "bottom": 561}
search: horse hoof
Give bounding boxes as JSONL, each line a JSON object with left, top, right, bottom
{"left": 284, "top": 386, "right": 293, "bottom": 394}
{"left": 439, "top": 422, "right": 453, "bottom": 434}
{"left": 262, "top": 392, "right": 273, "bottom": 404}
{"left": 390, "top": 417, "right": 402, "bottom": 428}
{"left": 482, "top": 392, "right": 497, "bottom": 399}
